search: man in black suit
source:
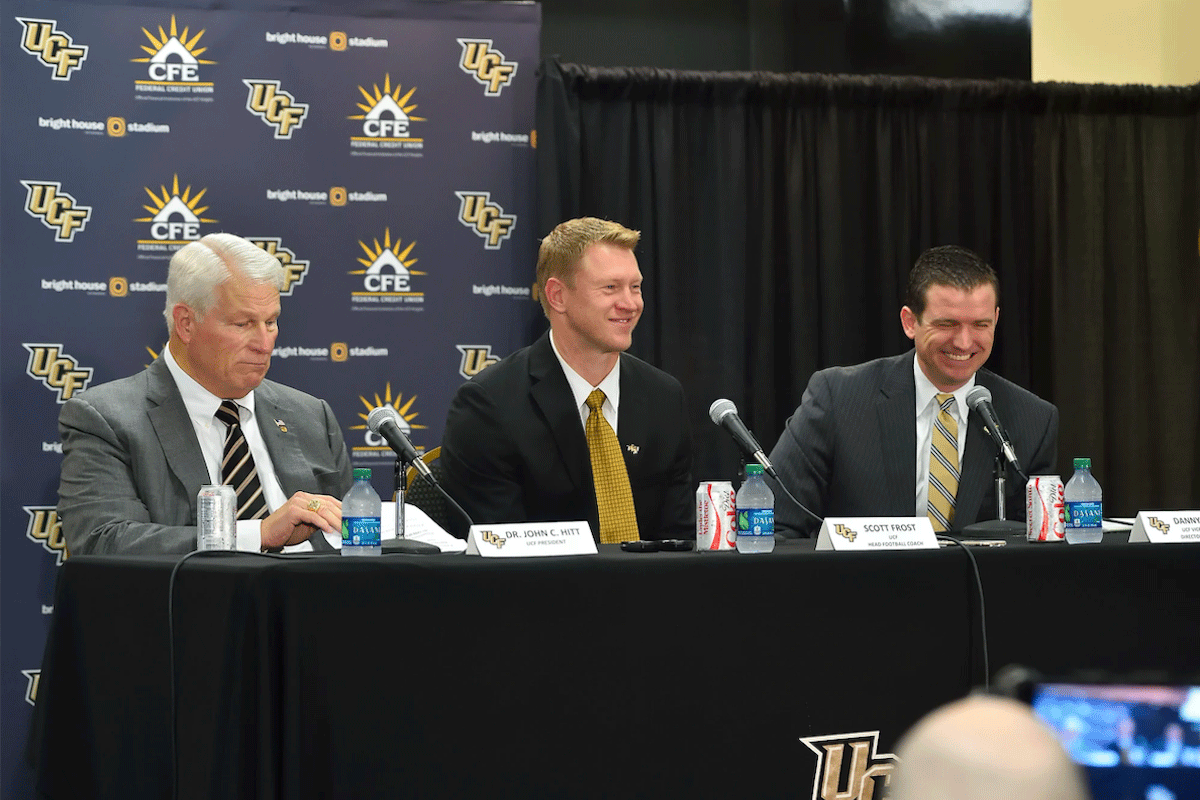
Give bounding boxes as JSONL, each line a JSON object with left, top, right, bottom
{"left": 767, "top": 245, "right": 1058, "bottom": 537}
{"left": 440, "top": 217, "right": 694, "bottom": 541}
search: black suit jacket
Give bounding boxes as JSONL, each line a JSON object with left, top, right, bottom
{"left": 766, "top": 351, "right": 1059, "bottom": 537}
{"left": 440, "top": 333, "right": 695, "bottom": 540}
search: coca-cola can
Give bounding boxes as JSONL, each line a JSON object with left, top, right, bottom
{"left": 696, "top": 481, "right": 737, "bottom": 551}
{"left": 1026, "top": 475, "right": 1065, "bottom": 542}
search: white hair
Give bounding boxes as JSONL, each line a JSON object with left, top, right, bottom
{"left": 163, "top": 233, "right": 285, "bottom": 332}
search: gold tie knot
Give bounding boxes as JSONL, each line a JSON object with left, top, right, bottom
{"left": 586, "top": 389, "right": 606, "bottom": 414}
{"left": 936, "top": 393, "right": 955, "bottom": 412}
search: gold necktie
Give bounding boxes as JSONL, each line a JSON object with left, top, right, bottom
{"left": 928, "top": 393, "right": 959, "bottom": 533}
{"left": 584, "top": 389, "right": 640, "bottom": 543}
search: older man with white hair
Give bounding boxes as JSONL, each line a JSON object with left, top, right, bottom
{"left": 58, "top": 233, "right": 352, "bottom": 555}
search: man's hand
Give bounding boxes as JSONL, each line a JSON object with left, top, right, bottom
{"left": 260, "top": 492, "right": 343, "bottom": 551}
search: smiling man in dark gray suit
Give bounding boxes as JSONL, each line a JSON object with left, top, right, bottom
{"left": 440, "top": 217, "right": 694, "bottom": 542}
{"left": 57, "top": 233, "right": 352, "bottom": 555}
{"left": 768, "top": 245, "right": 1058, "bottom": 537}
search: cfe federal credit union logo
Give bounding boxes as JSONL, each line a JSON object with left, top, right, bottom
{"left": 23, "top": 343, "right": 94, "bottom": 402}
{"left": 455, "top": 191, "right": 516, "bottom": 250}
{"left": 247, "top": 237, "right": 310, "bottom": 295}
{"left": 348, "top": 228, "right": 426, "bottom": 310}
{"left": 19, "top": 180, "right": 92, "bottom": 242}
{"left": 131, "top": 15, "right": 215, "bottom": 101}
{"left": 349, "top": 384, "right": 427, "bottom": 458}
{"left": 15, "top": 17, "right": 88, "bottom": 79}
{"left": 347, "top": 73, "right": 426, "bottom": 156}
{"left": 135, "top": 174, "right": 218, "bottom": 251}
{"left": 243, "top": 79, "right": 309, "bottom": 138}
{"left": 456, "top": 38, "right": 517, "bottom": 96}
{"left": 25, "top": 506, "right": 67, "bottom": 565}
{"left": 801, "top": 731, "right": 897, "bottom": 800}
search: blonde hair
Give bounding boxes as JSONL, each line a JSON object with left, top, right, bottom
{"left": 534, "top": 217, "right": 640, "bottom": 317}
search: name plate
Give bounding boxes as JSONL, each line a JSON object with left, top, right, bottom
{"left": 816, "top": 517, "right": 939, "bottom": 551}
{"left": 1128, "top": 511, "right": 1200, "bottom": 544}
{"left": 465, "top": 521, "right": 598, "bottom": 557}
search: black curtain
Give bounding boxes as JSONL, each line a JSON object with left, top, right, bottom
{"left": 538, "top": 60, "right": 1200, "bottom": 514}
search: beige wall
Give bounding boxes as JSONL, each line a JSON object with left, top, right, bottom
{"left": 1033, "top": 0, "right": 1200, "bottom": 85}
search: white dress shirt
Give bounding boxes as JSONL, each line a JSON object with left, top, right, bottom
{"left": 549, "top": 330, "right": 622, "bottom": 434}
{"left": 912, "top": 357, "right": 974, "bottom": 519}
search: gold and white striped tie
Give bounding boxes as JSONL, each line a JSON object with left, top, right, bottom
{"left": 928, "top": 393, "right": 959, "bottom": 532}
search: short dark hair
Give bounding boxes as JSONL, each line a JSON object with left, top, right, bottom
{"left": 905, "top": 245, "right": 999, "bottom": 319}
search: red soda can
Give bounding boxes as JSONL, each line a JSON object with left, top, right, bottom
{"left": 1026, "top": 475, "right": 1065, "bottom": 542}
{"left": 696, "top": 481, "right": 737, "bottom": 551}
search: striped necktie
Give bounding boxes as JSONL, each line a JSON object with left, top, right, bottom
{"left": 928, "top": 393, "right": 959, "bottom": 533}
{"left": 584, "top": 389, "right": 640, "bottom": 543}
{"left": 215, "top": 400, "right": 268, "bottom": 521}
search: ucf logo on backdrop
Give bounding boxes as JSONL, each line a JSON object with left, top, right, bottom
{"left": 454, "top": 191, "right": 516, "bottom": 249}
{"left": 23, "top": 343, "right": 94, "bottom": 402}
{"left": 20, "top": 181, "right": 92, "bottom": 242}
{"left": 15, "top": 17, "right": 88, "bottom": 79}
{"left": 456, "top": 38, "right": 516, "bottom": 96}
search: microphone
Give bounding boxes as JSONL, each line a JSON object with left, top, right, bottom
{"left": 367, "top": 405, "right": 433, "bottom": 480}
{"left": 708, "top": 399, "right": 776, "bottom": 478}
{"left": 965, "top": 386, "right": 1027, "bottom": 482}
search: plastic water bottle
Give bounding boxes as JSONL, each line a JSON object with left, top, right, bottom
{"left": 1064, "top": 457, "right": 1103, "bottom": 544}
{"left": 341, "top": 468, "right": 382, "bottom": 556}
{"left": 735, "top": 464, "right": 775, "bottom": 554}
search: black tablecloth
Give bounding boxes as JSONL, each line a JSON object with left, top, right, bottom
{"left": 29, "top": 538, "right": 1200, "bottom": 799}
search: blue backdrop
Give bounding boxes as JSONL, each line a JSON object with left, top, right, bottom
{"left": 0, "top": 1, "right": 540, "bottom": 792}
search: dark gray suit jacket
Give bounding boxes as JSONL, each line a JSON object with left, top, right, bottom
{"left": 767, "top": 351, "right": 1058, "bottom": 537}
{"left": 440, "top": 332, "right": 695, "bottom": 541}
{"left": 57, "top": 357, "right": 353, "bottom": 555}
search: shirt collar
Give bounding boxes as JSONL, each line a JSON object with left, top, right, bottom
{"left": 162, "top": 343, "right": 257, "bottom": 422}
{"left": 912, "top": 355, "right": 973, "bottom": 425}
{"left": 549, "top": 330, "right": 621, "bottom": 413}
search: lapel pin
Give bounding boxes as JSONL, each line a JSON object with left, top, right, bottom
{"left": 274, "top": 418, "right": 288, "bottom": 433}
{"left": 626, "top": 444, "right": 639, "bottom": 454}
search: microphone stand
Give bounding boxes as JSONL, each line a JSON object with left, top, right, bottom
{"left": 962, "top": 453, "right": 1025, "bottom": 538}
{"left": 381, "top": 454, "right": 440, "bottom": 554}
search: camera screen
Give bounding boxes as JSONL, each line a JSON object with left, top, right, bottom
{"left": 1031, "top": 683, "right": 1200, "bottom": 800}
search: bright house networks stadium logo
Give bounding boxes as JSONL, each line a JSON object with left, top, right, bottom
{"left": 16, "top": 17, "right": 88, "bottom": 79}
{"left": 131, "top": 15, "right": 215, "bottom": 99}
{"left": 23, "top": 343, "right": 94, "bottom": 403}
{"left": 243, "top": 80, "right": 309, "bottom": 139}
{"left": 348, "top": 228, "right": 425, "bottom": 310}
{"left": 456, "top": 38, "right": 517, "bottom": 96}
{"left": 247, "top": 237, "right": 310, "bottom": 295}
{"left": 347, "top": 74, "right": 426, "bottom": 154}
{"left": 455, "top": 191, "right": 516, "bottom": 250}
{"left": 349, "top": 384, "right": 426, "bottom": 458}
{"left": 20, "top": 180, "right": 92, "bottom": 242}
{"left": 801, "top": 731, "right": 897, "bottom": 800}
{"left": 135, "top": 174, "right": 217, "bottom": 249}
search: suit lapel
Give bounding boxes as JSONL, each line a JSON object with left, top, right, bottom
{"left": 145, "top": 359, "right": 210, "bottom": 516}
{"left": 528, "top": 335, "right": 590, "bottom": 492}
{"left": 253, "top": 383, "right": 308, "bottom": 496}
{"left": 876, "top": 353, "right": 918, "bottom": 516}
{"left": 615, "top": 356, "right": 647, "bottom": 480}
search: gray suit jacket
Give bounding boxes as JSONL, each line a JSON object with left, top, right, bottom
{"left": 767, "top": 351, "right": 1059, "bottom": 537}
{"left": 57, "top": 357, "right": 353, "bottom": 555}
